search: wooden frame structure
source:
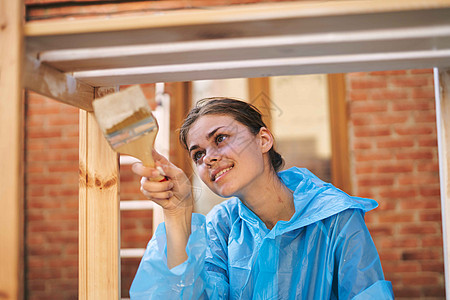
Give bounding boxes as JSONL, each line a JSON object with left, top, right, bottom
{"left": 1, "top": 0, "right": 450, "bottom": 298}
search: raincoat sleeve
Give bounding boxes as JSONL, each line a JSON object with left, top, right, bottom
{"left": 333, "top": 209, "right": 394, "bottom": 299}
{"left": 129, "top": 213, "right": 229, "bottom": 299}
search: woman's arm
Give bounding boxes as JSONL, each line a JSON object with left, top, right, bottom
{"left": 132, "top": 150, "right": 194, "bottom": 268}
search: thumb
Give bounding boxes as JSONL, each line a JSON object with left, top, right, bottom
{"left": 152, "top": 149, "right": 170, "bottom": 165}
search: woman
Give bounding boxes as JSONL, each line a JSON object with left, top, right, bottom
{"left": 130, "top": 98, "right": 394, "bottom": 299}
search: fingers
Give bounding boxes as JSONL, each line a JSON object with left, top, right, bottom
{"left": 140, "top": 176, "right": 174, "bottom": 200}
{"left": 132, "top": 162, "right": 161, "bottom": 178}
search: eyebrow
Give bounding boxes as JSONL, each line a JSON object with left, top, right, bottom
{"left": 188, "top": 126, "right": 224, "bottom": 154}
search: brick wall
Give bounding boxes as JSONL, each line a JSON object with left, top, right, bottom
{"left": 24, "top": 1, "right": 445, "bottom": 299}
{"left": 348, "top": 69, "right": 444, "bottom": 299}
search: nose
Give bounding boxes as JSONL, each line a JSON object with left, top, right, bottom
{"left": 204, "top": 149, "right": 220, "bottom": 167}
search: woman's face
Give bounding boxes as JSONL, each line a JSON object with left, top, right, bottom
{"left": 186, "top": 114, "right": 272, "bottom": 198}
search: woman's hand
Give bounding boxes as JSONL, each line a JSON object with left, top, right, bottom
{"left": 133, "top": 150, "right": 193, "bottom": 268}
{"left": 132, "top": 150, "right": 194, "bottom": 216}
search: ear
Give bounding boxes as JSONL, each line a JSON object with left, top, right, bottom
{"left": 258, "top": 127, "right": 274, "bottom": 154}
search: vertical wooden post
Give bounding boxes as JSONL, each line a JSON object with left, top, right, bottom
{"left": 327, "top": 73, "right": 352, "bottom": 193}
{"left": 0, "top": 0, "right": 24, "bottom": 299}
{"left": 248, "top": 77, "right": 272, "bottom": 131}
{"left": 79, "top": 87, "right": 120, "bottom": 299}
{"left": 434, "top": 68, "right": 450, "bottom": 298}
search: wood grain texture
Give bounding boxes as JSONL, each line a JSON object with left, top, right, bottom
{"left": 327, "top": 73, "right": 352, "bottom": 194}
{"left": 248, "top": 77, "right": 271, "bottom": 131}
{"left": 24, "top": 0, "right": 450, "bottom": 37}
{"left": 0, "top": 0, "right": 24, "bottom": 299}
{"left": 435, "top": 68, "right": 450, "bottom": 298}
{"left": 24, "top": 55, "right": 95, "bottom": 111}
{"left": 23, "top": 0, "right": 450, "bottom": 86}
{"left": 79, "top": 87, "right": 120, "bottom": 300}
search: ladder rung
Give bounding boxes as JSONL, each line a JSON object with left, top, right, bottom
{"left": 120, "top": 200, "right": 154, "bottom": 210}
{"left": 120, "top": 248, "right": 146, "bottom": 258}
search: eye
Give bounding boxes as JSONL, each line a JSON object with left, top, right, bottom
{"left": 215, "top": 134, "right": 228, "bottom": 144}
{"left": 192, "top": 150, "right": 205, "bottom": 163}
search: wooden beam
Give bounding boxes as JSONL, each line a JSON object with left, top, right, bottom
{"left": 79, "top": 87, "right": 120, "bottom": 300}
{"left": 70, "top": 49, "right": 450, "bottom": 87}
{"left": 170, "top": 82, "right": 193, "bottom": 177}
{"left": 23, "top": 0, "right": 450, "bottom": 86}
{"left": 23, "top": 0, "right": 450, "bottom": 38}
{"left": 0, "top": 0, "right": 24, "bottom": 298}
{"left": 248, "top": 77, "right": 272, "bottom": 131}
{"left": 435, "top": 68, "right": 450, "bottom": 298}
{"left": 24, "top": 55, "right": 95, "bottom": 111}
{"left": 327, "top": 73, "right": 352, "bottom": 194}
{"left": 38, "top": 25, "right": 450, "bottom": 72}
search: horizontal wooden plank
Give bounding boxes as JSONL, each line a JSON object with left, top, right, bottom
{"left": 24, "top": 0, "right": 450, "bottom": 87}
{"left": 72, "top": 49, "right": 450, "bottom": 86}
{"left": 24, "top": 0, "right": 450, "bottom": 37}
{"left": 24, "top": 56, "right": 95, "bottom": 111}
{"left": 38, "top": 24, "right": 450, "bottom": 72}
{"left": 25, "top": 0, "right": 450, "bottom": 53}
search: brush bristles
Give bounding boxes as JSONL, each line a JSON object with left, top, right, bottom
{"left": 105, "top": 107, "right": 152, "bottom": 134}
{"left": 106, "top": 114, "right": 157, "bottom": 148}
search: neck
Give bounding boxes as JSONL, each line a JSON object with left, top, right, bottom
{"left": 240, "top": 167, "right": 295, "bottom": 230}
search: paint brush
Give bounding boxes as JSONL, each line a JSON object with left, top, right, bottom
{"left": 92, "top": 85, "right": 166, "bottom": 181}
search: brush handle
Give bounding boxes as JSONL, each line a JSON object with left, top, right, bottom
{"left": 115, "top": 131, "right": 167, "bottom": 182}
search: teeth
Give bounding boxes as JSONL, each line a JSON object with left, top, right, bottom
{"left": 214, "top": 167, "right": 233, "bottom": 181}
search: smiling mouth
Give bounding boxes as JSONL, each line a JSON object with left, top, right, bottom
{"left": 213, "top": 166, "right": 233, "bottom": 181}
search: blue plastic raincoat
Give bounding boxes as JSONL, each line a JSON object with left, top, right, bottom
{"left": 130, "top": 167, "right": 394, "bottom": 299}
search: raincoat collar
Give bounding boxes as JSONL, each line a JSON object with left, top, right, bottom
{"left": 237, "top": 167, "right": 378, "bottom": 236}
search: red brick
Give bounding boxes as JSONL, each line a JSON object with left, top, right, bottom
{"left": 395, "top": 150, "right": 434, "bottom": 160}
{"left": 414, "top": 111, "right": 437, "bottom": 123}
{"left": 349, "top": 90, "right": 368, "bottom": 101}
{"left": 393, "top": 287, "right": 421, "bottom": 298}
{"left": 421, "top": 261, "right": 445, "bottom": 273}
{"left": 351, "top": 117, "right": 371, "bottom": 126}
{"left": 392, "top": 100, "right": 431, "bottom": 111}
{"left": 401, "top": 274, "right": 439, "bottom": 285}
{"left": 410, "top": 69, "right": 433, "bottom": 74}
{"left": 419, "top": 211, "right": 442, "bottom": 223}
{"left": 418, "top": 137, "right": 438, "bottom": 147}
{"left": 372, "top": 114, "right": 408, "bottom": 125}
{"left": 354, "top": 127, "right": 391, "bottom": 137}
{"left": 381, "top": 237, "right": 418, "bottom": 248}
{"left": 419, "top": 187, "right": 441, "bottom": 197}
{"left": 412, "top": 88, "right": 435, "bottom": 99}
{"left": 423, "top": 286, "right": 446, "bottom": 297}
{"left": 391, "top": 77, "right": 429, "bottom": 88}
{"left": 355, "top": 165, "right": 374, "bottom": 174}
{"left": 371, "top": 90, "right": 408, "bottom": 101}
{"left": 398, "top": 174, "right": 439, "bottom": 185}
{"left": 379, "top": 188, "right": 417, "bottom": 199}
{"left": 378, "top": 212, "right": 415, "bottom": 223}
{"left": 350, "top": 102, "right": 388, "bottom": 113}
{"left": 400, "top": 199, "right": 440, "bottom": 210}
{"left": 367, "top": 225, "right": 394, "bottom": 236}
{"left": 394, "top": 125, "right": 434, "bottom": 136}
{"left": 352, "top": 141, "right": 372, "bottom": 149}
{"left": 355, "top": 152, "right": 393, "bottom": 162}
{"left": 358, "top": 177, "right": 394, "bottom": 187}
{"left": 351, "top": 79, "right": 387, "bottom": 89}
{"left": 417, "top": 162, "right": 439, "bottom": 172}
{"left": 399, "top": 224, "right": 438, "bottom": 235}
{"left": 376, "top": 139, "right": 414, "bottom": 149}
{"left": 378, "top": 249, "right": 402, "bottom": 261}
{"left": 375, "top": 163, "right": 413, "bottom": 173}
{"left": 369, "top": 70, "right": 407, "bottom": 76}
{"left": 421, "top": 236, "right": 444, "bottom": 247}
